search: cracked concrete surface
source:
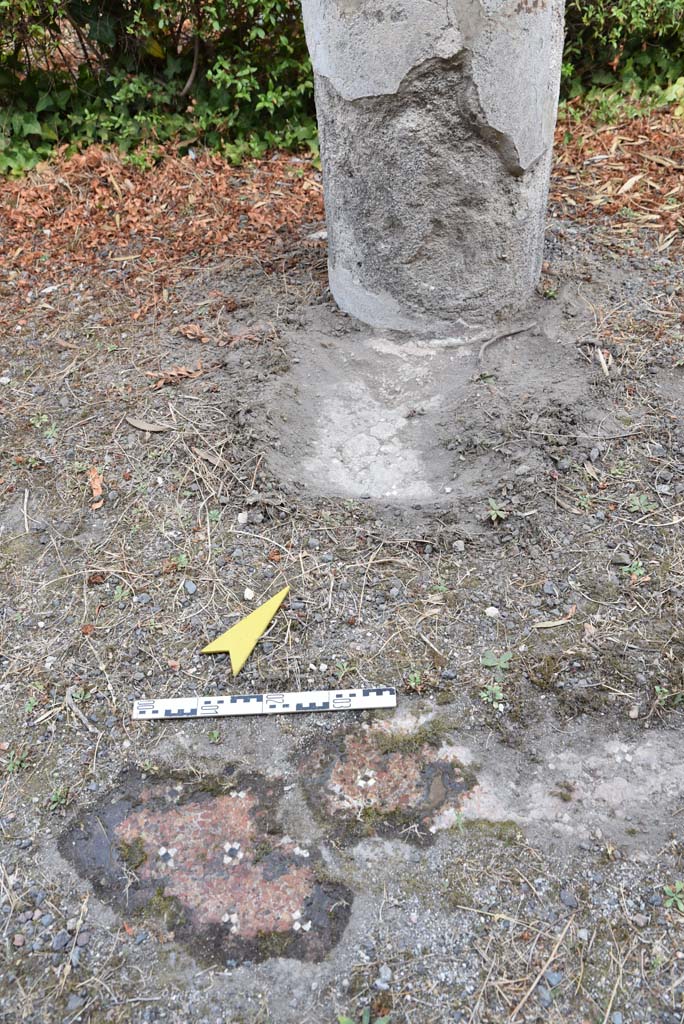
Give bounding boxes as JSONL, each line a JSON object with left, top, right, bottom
{"left": 269, "top": 323, "right": 464, "bottom": 501}
{"left": 267, "top": 298, "right": 583, "bottom": 503}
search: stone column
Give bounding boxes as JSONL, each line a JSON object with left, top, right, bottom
{"left": 301, "top": 0, "right": 565, "bottom": 334}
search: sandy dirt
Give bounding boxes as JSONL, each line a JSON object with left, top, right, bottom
{"left": 0, "top": 151, "right": 683, "bottom": 1024}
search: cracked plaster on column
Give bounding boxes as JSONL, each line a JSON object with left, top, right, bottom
{"left": 302, "top": 0, "right": 565, "bottom": 330}
{"left": 302, "top": 0, "right": 563, "bottom": 172}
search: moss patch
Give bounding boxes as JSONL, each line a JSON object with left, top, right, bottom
{"left": 117, "top": 836, "right": 147, "bottom": 870}
{"left": 464, "top": 819, "right": 524, "bottom": 845}
{"left": 374, "top": 716, "right": 452, "bottom": 755}
{"left": 143, "top": 887, "right": 186, "bottom": 930}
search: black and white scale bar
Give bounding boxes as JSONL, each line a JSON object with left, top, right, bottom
{"left": 132, "top": 686, "right": 396, "bottom": 721}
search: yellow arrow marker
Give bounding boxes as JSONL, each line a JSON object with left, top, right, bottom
{"left": 201, "top": 586, "right": 289, "bottom": 676}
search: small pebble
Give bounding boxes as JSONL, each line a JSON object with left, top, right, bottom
{"left": 66, "top": 994, "right": 84, "bottom": 1012}
{"left": 629, "top": 706, "right": 639, "bottom": 719}
{"left": 374, "top": 963, "right": 392, "bottom": 990}
{"left": 559, "top": 889, "right": 579, "bottom": 909}
{"left": 538, "top": 986, "right": 553, "bottom": 1008}
{"left": 183, "top": 580, "right": 197, "bottom": 595}
{"left": 237, "top": 512, "right": 249, "bottom": 525}
{"left": 51, "top": 930, "right": 70, "bottom": 951}
{"left": 611, "top": 1013, "right": 623, "bottom": 1024}
{"left": 484, "top": 606, "right": 499, "bottom": 618}
{"left": 244, "top": 588, "right": 254, "bottom": 601}
{"left": 12, "top": 934, "right": 25, "bottom": 947}
{"left": 633, "top": 913, "right": 648, "bottom": 929}
{"left": 545, "top": 970, "right": 563, "bottom": 988}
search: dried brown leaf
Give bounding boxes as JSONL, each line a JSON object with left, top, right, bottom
{"left": 88, "top": 466, "right": 103, "bottom": 509}
{"left": 178, "top": 323, "right": 208, "bottom": 342}
{"left": 125, "top": 415, "right": 173, "bottom": 433}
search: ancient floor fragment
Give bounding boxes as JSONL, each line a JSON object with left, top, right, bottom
{"left": 60, "top": 769, "right": 351, "bottom": 964}
{"left": 301, "top": 718, "right": 476, "bottom": 843}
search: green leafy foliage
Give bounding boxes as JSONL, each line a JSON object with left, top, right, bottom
{"left": 481, "top": 650, "right": 513, "bottom": 682}
{"left": 663, "top": 881, "right": 684, "bottom": 912}
{"left": 627, "top": 493, "right": 657, "bottom": 513}
{"left": 480, "top": 681, "right": 505, "bottom": 710}
{"left": 563, "top": 0, "right": 684, "bottom": 99}
{"left": 338, "top": 1010, "right": 391, "bottom": 1024}
{"left": 480, "top": 650, "right": 512, "bottom": 710}
{"left": 0, "top": 0, "right": 315, "bottom": 173}
{"left": 486, "top": 498, "right": 508, "bottom": 523}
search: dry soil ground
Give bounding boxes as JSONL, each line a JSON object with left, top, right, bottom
{"left": 0, "top": 118, "right": 683, "bottom": 1024}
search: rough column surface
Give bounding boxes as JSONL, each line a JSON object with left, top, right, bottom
{"left": 301, "top": 0, "right": 566, "bottom": 333}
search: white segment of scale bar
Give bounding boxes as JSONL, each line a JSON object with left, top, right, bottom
{"left": 132, "top": 686, "right": 397, "bottom": 720}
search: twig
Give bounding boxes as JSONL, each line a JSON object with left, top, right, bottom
{"left": 65, "top": 686, "right": 99, "bottom": 735}
{"left": 479, "top": 321, "right": 538, "bottom": 362}
{"left": 58, "top": 895, "right": 89, "bottom": 994}
{"left": 428, "top": 321, "right": 537, "bottom": 362}
{"left": 449, "top": 904, "right": 553, "bottom": 938}
{"left": 180, "top": 2, "right": 202, "bottom": 101}
{"left": 64, "top": 13, "right": 95, "bottom": 73}
{"left": 510, "top": 915, "right": 574, "bottom": 1021}
{"left": 180, "top": 34, "right": 200, "bottom": 99}
{"left": 596, "top": 346, "right": 611, "bottom": 379}
{"left": 358, "top": 544, "right": 383, "bottom": 624}
{"left": 419, "top": 633, "right": 446, "bottom": 659}
{"left": 601, "top": 945, "right": 623, "bottom": 1024}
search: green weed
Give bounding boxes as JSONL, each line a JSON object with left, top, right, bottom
{"left": 480, "top": 682, "right": 505, "bottom": 710}
{"left": 627, "top": 493, "right": 657, "bottom": 513}
{"left": 49, "top": 786, "right": 69, "bottom": 811}
{"left": 664, "top": 881, "right": 684, "bottom": 913}
{"left": 338, "top": 1010, "right": 391, "bottom": 1024}
{"left": 486, "top": 499, "right": 508, "bottom": 523}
